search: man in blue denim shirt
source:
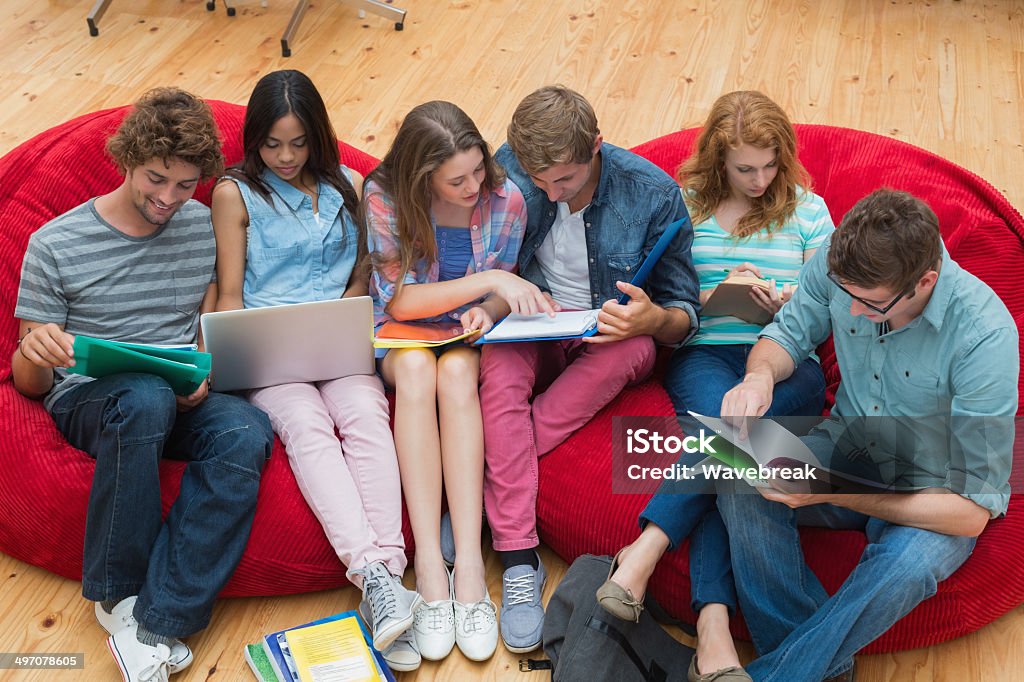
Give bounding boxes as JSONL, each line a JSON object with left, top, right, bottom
{"left": 478, "top": 85, "right": 700, "bottom": 653}
{"left": 718, "top": 189, "right": 1018, "bottom": 681}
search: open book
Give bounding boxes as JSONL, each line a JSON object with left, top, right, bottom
{"left": 476, "top": 310, "right": 599, "bottom": 344}
{"left": 66, "top": 335, "right": 210, "bottom": 396}
{"left": 373, "top": 320, "right": 480, "bottom": 348}
{"left": 702, "top": 274, "right": 775, "bottom": 325}
{"left": 688, "top": 412, "right": 916, "bottom": 493}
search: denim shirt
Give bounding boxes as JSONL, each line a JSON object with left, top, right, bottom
{"left": 232, "top": 168, "right": 358, "bottom": 309}
{"left": 495, "top": 142, "right": 700, "bottom": 342}
{"left": 762, "top": 238, "right": 1018, "bottom": 516}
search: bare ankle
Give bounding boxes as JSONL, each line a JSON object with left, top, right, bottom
{"left": 697, "top": 603, "right": 731, "bottom": 631}
{"left": 453, "top": 564, "right": 485, "bottom": 604}
{"left": 414, "top": 559, "right": 450, "bottom": 602}
{"left": 695, "top": 605, "right": 741, "bottom": 672}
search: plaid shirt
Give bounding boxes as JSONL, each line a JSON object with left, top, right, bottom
{"left": 366, "top": 177, "right": 527, "bottom": 324}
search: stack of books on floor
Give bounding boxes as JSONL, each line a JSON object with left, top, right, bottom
{"left": 244, "top": 610, "right": 395, "bottom": 682}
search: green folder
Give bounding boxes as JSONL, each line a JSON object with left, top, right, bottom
{"left": 67, "top": 335, "right": 211, "bottom": 396}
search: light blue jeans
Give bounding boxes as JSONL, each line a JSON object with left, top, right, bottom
{"left": 716, "top": 433, "right": 977, "bottom": 681}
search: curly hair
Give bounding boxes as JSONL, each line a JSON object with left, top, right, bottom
{"left": 107, "top": 87, "right": 223, "bottom": 179}
{"left": 678, "top": 91, "right": 810, "bottom": 239}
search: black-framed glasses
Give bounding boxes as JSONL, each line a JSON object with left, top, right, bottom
{"left": 826, "top": 271, "right": 909, "bottom": 315}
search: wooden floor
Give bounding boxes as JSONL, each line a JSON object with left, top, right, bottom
{"left": 1, "top": 0, "right": 1022, "bottom": 680}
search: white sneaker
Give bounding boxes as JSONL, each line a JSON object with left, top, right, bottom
{"left": 95, "top": 598, "right": 192, "bottom": 674}
{"left": 94, "top": 598, "right": 138, "bottom": 635}
{"left": 107, "top": 626, "right": 173, "bottom": 682}
{"left": 359, "top": 599, "right": 421, "bottom": 672}
{"left": 452, "top": 572, "right": 498, "bottom": 661}
{"left": 411, "top": 568, "right": 455, "bottom": 661}
{"left": 354, "top": 561, "right": 424, "bottom": 651}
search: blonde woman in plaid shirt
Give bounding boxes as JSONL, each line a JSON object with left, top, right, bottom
{"left": 364, "top": 101, "right": 552, "bottom": 663}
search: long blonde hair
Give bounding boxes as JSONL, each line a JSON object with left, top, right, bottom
{"left": 678, "top": 91, "right": 810, "bottom": 239}
{"left": 364, "top": 101, "right": 504, "bottom": 293}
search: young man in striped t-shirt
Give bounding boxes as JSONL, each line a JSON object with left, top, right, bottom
{"left": 12, "top": 88, "right": 272, "bottom": 682}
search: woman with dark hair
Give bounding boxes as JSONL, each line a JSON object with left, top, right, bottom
{"left": 212, "top": 70, "right": 422, "bottom": 672}
{"left": 365, "top": 100, "right": 550, "bottom": 663}
{"left": 598, "top": 91, "right": 834, "bottom": 682}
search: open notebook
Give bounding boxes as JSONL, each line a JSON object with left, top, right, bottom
{"left": 476, "top": 310, "right": 599, "bottom": 343}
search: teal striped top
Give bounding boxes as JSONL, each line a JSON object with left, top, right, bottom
{"left": 689, "top": 189, "right": 834, "bottom": 346}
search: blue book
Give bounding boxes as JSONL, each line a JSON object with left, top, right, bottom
{"left": 260, "top": 610, "right": 395, "bottom": 682}
{"left": 615, "top": 215, "right": 691, "bottom": 304}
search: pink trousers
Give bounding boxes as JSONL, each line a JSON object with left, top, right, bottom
{"left": 478, "top": 336, "right": 656, "bottom": 550}
{"left": 248, "top": 374, "right": 405, "bottom": 585}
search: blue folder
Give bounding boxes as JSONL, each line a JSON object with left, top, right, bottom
{"left": 615, "top": 215, "right": 691, "bottom": 304}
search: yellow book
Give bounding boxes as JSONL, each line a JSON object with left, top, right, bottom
{"left": 284, "top": 616, "right": 382, "bottom": 682}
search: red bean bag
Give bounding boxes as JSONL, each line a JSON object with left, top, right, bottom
{"left": 0, "top": 101, "right": 408, "bottom": 597}
{"left": 536, "top": 125, "right": 1024, "bottom": 653}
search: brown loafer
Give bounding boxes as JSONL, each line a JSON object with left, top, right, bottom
{"left": 595, "top": 550, "right": 644, "bottom": 622}
{"left": 688, "top": 655, "right": 753, "bottom": 682}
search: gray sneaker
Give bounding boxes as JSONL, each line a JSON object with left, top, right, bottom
{"left": 499, "top": 554, "right": 547, "bottom": 653}
{"left": 359, "top": 600, "right": 421, "bottom": 672}
{"left": 440, "top": 511, "right": 456, "bottom": 567}
{"left": 355, "top": 561, "right": 424, "bottom": 652}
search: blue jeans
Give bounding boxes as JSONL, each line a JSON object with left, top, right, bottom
{"left": 51, "top": 373, "right": 273, "bottom": 637}
{"left": 640, "top": 344, "right": 826, "bottom": 614}
{"left": 716, "top": 431, "right": 977, "bottom": 681}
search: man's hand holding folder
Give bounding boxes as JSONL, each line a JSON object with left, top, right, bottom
{"left": 586, "top": 216, "right": 691, "bottom": 344}
{"left": 586, "top": 280, "right": 666, "bottom": 344}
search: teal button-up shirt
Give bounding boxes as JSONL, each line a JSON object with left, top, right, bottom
{"left": 761, "top": 238, "right": 1018, "bottom": 516}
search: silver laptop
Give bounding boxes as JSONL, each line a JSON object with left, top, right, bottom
{"left": 200, "top": 297, "right": 375, "bottom": 392}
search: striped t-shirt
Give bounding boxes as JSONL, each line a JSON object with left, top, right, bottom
{"left": 15, "top": 198, "right": 216, "bottom": 411}
{"left": 689, "top": 189, "right": 834, "bottom": 346}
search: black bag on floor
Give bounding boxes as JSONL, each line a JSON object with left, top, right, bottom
{"left": 538, "top": 554, "right": 694, "bottom": 682}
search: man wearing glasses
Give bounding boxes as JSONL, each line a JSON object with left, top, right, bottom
{"left": 716, "top": 189, "right": 1017, "bottom": 682}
